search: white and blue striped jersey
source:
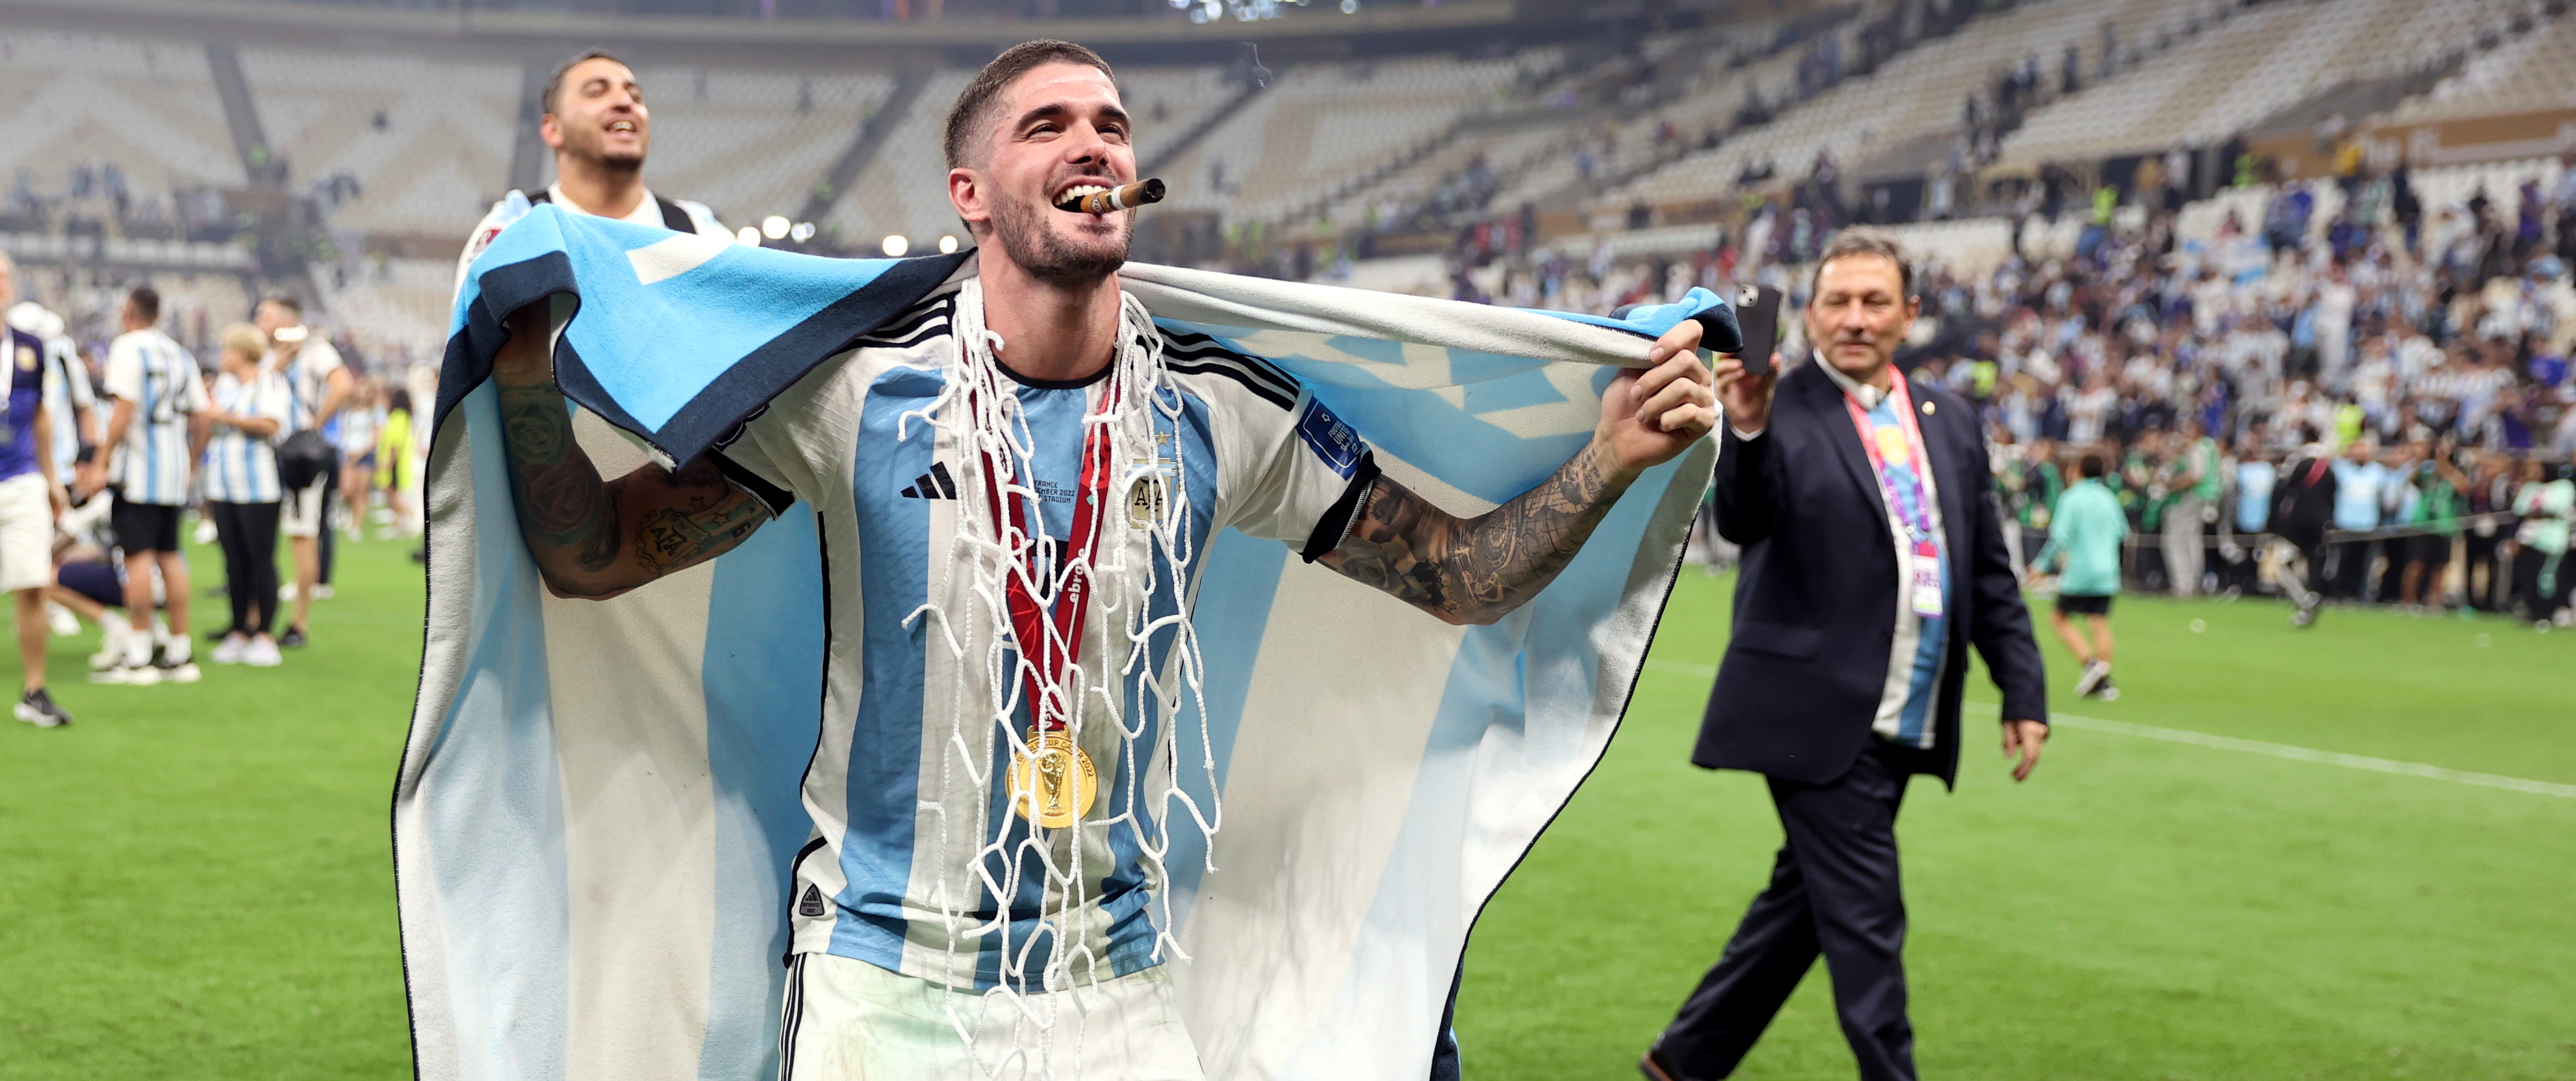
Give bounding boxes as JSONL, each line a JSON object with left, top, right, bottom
{"left": 713, "top": 280, "right": 1374, "bottom": 991}
{"left": 268, "top": 337, "right": 344, "bottom": 437}
{"left": 104, "top": 329, "right": 207, "bottom": 507}
{"left": 200, "top": 367, "right": 293, "bottom": 504}
{"left": 41, "top": 333, "right": 92, "bottom": 485}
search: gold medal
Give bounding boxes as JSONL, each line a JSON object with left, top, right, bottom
{"left": 1009, "top": 729, "right": 1098, "bottom": 829}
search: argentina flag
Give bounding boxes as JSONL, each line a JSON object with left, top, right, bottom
{"left": 396, "top": 203, "right": 1736, "bottom": 1080}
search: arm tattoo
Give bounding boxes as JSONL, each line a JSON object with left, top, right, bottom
{"left": 1324, "top": 441, "right": 1632, "bottom": 625}
{"left": 632, "top": 458, "right": 771, "bottom": 572}
{"left": 498, "top": 382, "right": 623, "bottom": 573}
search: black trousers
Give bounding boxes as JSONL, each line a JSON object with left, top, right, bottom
{"left": 2464, "top": 533, "right": 2504, "bottom": 611}
{"left": 2328, "top": 538, "right": 2375, "bottom": 600}
{"left": 2512, "top": 547, "right": 2570, "bottom": 622}
{"left": 207, "top": 500, "right": 281, "bottom": 635}
{"left": 1659, "top": 741, "right": 1920, "bottom": 1081}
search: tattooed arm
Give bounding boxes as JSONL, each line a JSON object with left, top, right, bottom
{"left": 491, "top": 302, "right": 774, "bottom": 599}
{"left": 1321, "top": 321, "right": 1720, "bottom": 626}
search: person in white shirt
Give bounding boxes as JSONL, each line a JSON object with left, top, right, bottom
{"left": 256, "top": 296, "right": 347, "bottom": 648}
{"left": 3, "top": 294, "right": 94, "bottom": 489}
{"left": 78, "top": 286, "right": 205, "bottom": 685}
{"left": 197, "top": 323, "right": 293, "bottom": 667}
{"left": 454, "top": 49, "right": 728, "bottom": 292}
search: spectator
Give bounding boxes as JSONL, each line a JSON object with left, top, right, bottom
{"left": 2509, "top": 459, "right": 2573, "bottom": 625}
{"left": 2327, "top": 437, "right": 2391, "bottom": 600}
{"left": 2163, "top": 417, "right": 2220, "bottom": 596}
{"left": 2033, "top": 451, "right": 2126, "bottom": 700}
{"left": 198, "top": 322, "right": 290, "bottom": 667}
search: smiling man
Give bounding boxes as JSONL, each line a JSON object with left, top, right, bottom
{"left": 457, "top": 50, "right": 728, "bottom": 289}
{"left": 479, "top": 39, "right": 1717, "bottom": 1079}
{"left": 1644, "top": 230, "right": 2047, "bottom": 1081}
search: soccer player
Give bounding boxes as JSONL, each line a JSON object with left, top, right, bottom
{"left": 2270, "top": 428, "right": 2338, "bottom": 628}
{"left": 80, "top": 287, "right": 205, "bottom": 684}
{"left": 2033, "top": 451, "right": 2127, "bottom": 700}
{"left": 254, "top": 296, "right": 346, "bottom": 648}
{"left": 481, "top": 40, "right": 1716, "bottom": 1077}
{"left": 0, "top": 259, "right": 69, "bottom": 726}
{"left": 456, "top": 49, "right": 727, "bottom": 288}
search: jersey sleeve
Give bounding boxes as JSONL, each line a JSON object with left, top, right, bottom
{"left": 102, "top": 338, "right": 142, "bottom": 401}
{"left": 177, "top": 362, "right": 208, "bottom": 415}
{"left": 1212, "top": 375, "right": 1379, "bottom": 561}
{"left": 706, "top": 352, "right": 853, "bottom": 518}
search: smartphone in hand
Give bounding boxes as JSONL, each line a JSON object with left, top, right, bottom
{"left": 1734, "top": 284, "right": 1782, "bottom": 376}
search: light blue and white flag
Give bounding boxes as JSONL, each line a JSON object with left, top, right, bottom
{"left": 396, "top": 204, "right": 1734, "bottom": 1080}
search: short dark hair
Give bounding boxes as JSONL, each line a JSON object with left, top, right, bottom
{"left": 944, "top": 39, "right": 1116, "bottom": 169}
{"left": 543, "top": 50, "right": 629, "bottom": 116}
{"left": 128, "top": 286, "right": 160, "bottom": 324}
{"left": 260, "top": 295, "right": 301, "bottom": 317}
{"left": 1810, "top": 228, "right": 1913, "bottom": 299}
{"left": 2077, "top": 452, "right": 2106, "bottom": 479}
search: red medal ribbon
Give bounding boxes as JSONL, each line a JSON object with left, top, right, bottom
{"left": 973, "top": 375, "right": 1124, "bottom": 736}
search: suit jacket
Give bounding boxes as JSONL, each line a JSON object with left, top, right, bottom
{"left": 1697, "top": 360, "right": 2047, "bottom": 786}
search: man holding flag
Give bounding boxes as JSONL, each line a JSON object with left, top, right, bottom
{"left": 470, "top": 39, "right": 1717, "bottom": 1077}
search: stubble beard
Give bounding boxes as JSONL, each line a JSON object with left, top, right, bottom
{"left": 991, "top": 193, "right": 1131, "bottom": 288}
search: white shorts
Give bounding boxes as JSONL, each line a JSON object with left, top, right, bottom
{"left": 779, "top": 953, "right": 1204, "bottom": 1081}
{"left": 282, "top": 475, "right": 327, "bottom": 538}
{"left": 0, "top": 473, "right": 50, "bottom": 593}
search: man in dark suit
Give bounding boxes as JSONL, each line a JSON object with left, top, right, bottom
{"left": 1642, "top": 231, "right": 2049, "bottom": 1081}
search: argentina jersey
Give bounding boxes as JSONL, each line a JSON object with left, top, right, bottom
{"left": 105, "top": 328, "right": 207, "bottom": 507}
{"left": 711, "top": 279, "right": 1375, "bottom": 991}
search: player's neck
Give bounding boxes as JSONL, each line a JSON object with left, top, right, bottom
{"left": 978, "top": 257, "right": 1122, "bottom": 385}
{"left": 551, "top": 156, "right": 647, "bottom": 221}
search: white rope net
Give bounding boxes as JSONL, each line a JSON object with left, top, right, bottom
{"left": 897, "top": 277, "right": 1224, "bottom": 1077}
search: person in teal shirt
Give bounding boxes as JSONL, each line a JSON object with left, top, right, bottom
{"left": 2033, "top": 451, "right": 2129, "bottom": 700}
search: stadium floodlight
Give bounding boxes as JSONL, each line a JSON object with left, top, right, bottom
{"left": 737, "top": 226, "right": 761, "bottom": 246}
{"left": 939, "top": 235, "right": 959, "bottom": 254}
{"left": 790, "top": 222, "right": 816, "bottom": 242}
{"left": 1339, "top": 0, "right": 1356, "bottom": 10}
{"left": 762, "top": 215, "right": 791, "bottom": 240}
{"left": 882, "top": 235, "right": 909, "bottom": 257}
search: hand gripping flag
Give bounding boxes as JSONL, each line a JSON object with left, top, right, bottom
{"left": 398, "top": 204, "right": 1736, "bottom": 1080}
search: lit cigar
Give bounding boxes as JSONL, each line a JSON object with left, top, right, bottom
{"left": 1057, "top": 178, "right": 1165, "bottom": 215}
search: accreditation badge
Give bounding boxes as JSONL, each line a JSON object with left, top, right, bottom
{"left": 14, "top": 345, "right": 34, "bottom": 371}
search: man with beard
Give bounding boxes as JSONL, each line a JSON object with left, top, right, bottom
{"left": 477, "top": 39, "right": 1718, "bottom": 1078}
{"left": 456, "top": 50, "right": 727, "bottom": 289}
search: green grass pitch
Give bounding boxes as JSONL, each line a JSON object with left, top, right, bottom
{"left": 2, "top": 539, "right": 2570, "bottom": 1078}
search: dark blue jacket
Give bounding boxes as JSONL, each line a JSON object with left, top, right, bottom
{"left": 1698, "top": 359, "right": 2048, "bottom": 786}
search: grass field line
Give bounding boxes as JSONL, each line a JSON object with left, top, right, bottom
{"left": 1638, "top": 659, "right": 2576, "bottom": 799}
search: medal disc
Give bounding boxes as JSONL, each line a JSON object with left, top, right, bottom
{"left": 1009, "top": 730, "right": 1098, "bottom": 829}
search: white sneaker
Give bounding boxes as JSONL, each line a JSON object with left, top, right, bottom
{"left": 211, "top": 633, "right": 249, "bottom": 665}
{"left": 44, "top": 603, "right": 78, "bottom": 637}
{"left": 156, "top": 658, "right": 200, "bottom": 684}
{"left": 93, "top": 660, "right": 159, "bottom": 685}
{"left": 244, "top": 636, "right": 282, "bottom": 667}
{"left": 279, "top": 582, "right": 298, "bottom": 602}
{"left": 312, "top": 584, "right": 335, "bottom": 600}
{"left": 2072, "top": 659, "right": 2110, "bottom": 698}
{"left": 192, "top": 517, "right": 219, "bottom": 546}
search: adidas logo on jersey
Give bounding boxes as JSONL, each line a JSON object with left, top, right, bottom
{"left": 899, "top": 462, "right": 957, "bottom": 500}
{"left": 798, "top": 884, "right": 827, "bottom": 918}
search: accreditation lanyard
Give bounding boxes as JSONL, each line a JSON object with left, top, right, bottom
{"left": 1841, "top": 377, "right": 1944, "bottom": 619}
{"left": 974, "top": 377, "right": 1123, "bottom": 737}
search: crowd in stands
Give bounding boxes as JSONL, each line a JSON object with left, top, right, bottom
{"left": 1658, "top": 154, "right": 2576, "bottom": 624}
{"left": 2, "top": 274, "right": 428, "bottom": 726}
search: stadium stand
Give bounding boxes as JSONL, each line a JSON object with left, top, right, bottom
{"left": 0, "top": 31, "right": 246, "bottom": 217}
{"left": 605, "top": 66, "right": 895, "bottom": 230}
{"left": 2389, "top": 5, "right": 2576, "bottom": 123}
{"left": 1994, "top": 0, "right": 2522, "bottom": 171}
{"left": 1593, "top": 0, "right": 2205, "bottom": 219}
{"left": 240, "top": 47, "right": 519, "bottom": 242}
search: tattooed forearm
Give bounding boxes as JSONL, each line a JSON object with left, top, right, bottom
{"left": 631, "top": 459, "right": 772, "bottom": 572}
{"left": 1323, "top": 441, "right": 1632, "bottom": 625}
{"left": 497, "top": 382, "right": 624, "bottom": 575}
{"left": 488, "top": 374, "right": 773, "bottom": 597}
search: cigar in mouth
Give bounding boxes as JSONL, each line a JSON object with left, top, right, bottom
{"left": 1055, "top": 178, "right": 1165, "bottom": 215}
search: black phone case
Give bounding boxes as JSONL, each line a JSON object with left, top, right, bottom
{"left": 1735, "top": 285, "right": 1781, "bottom": 375}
